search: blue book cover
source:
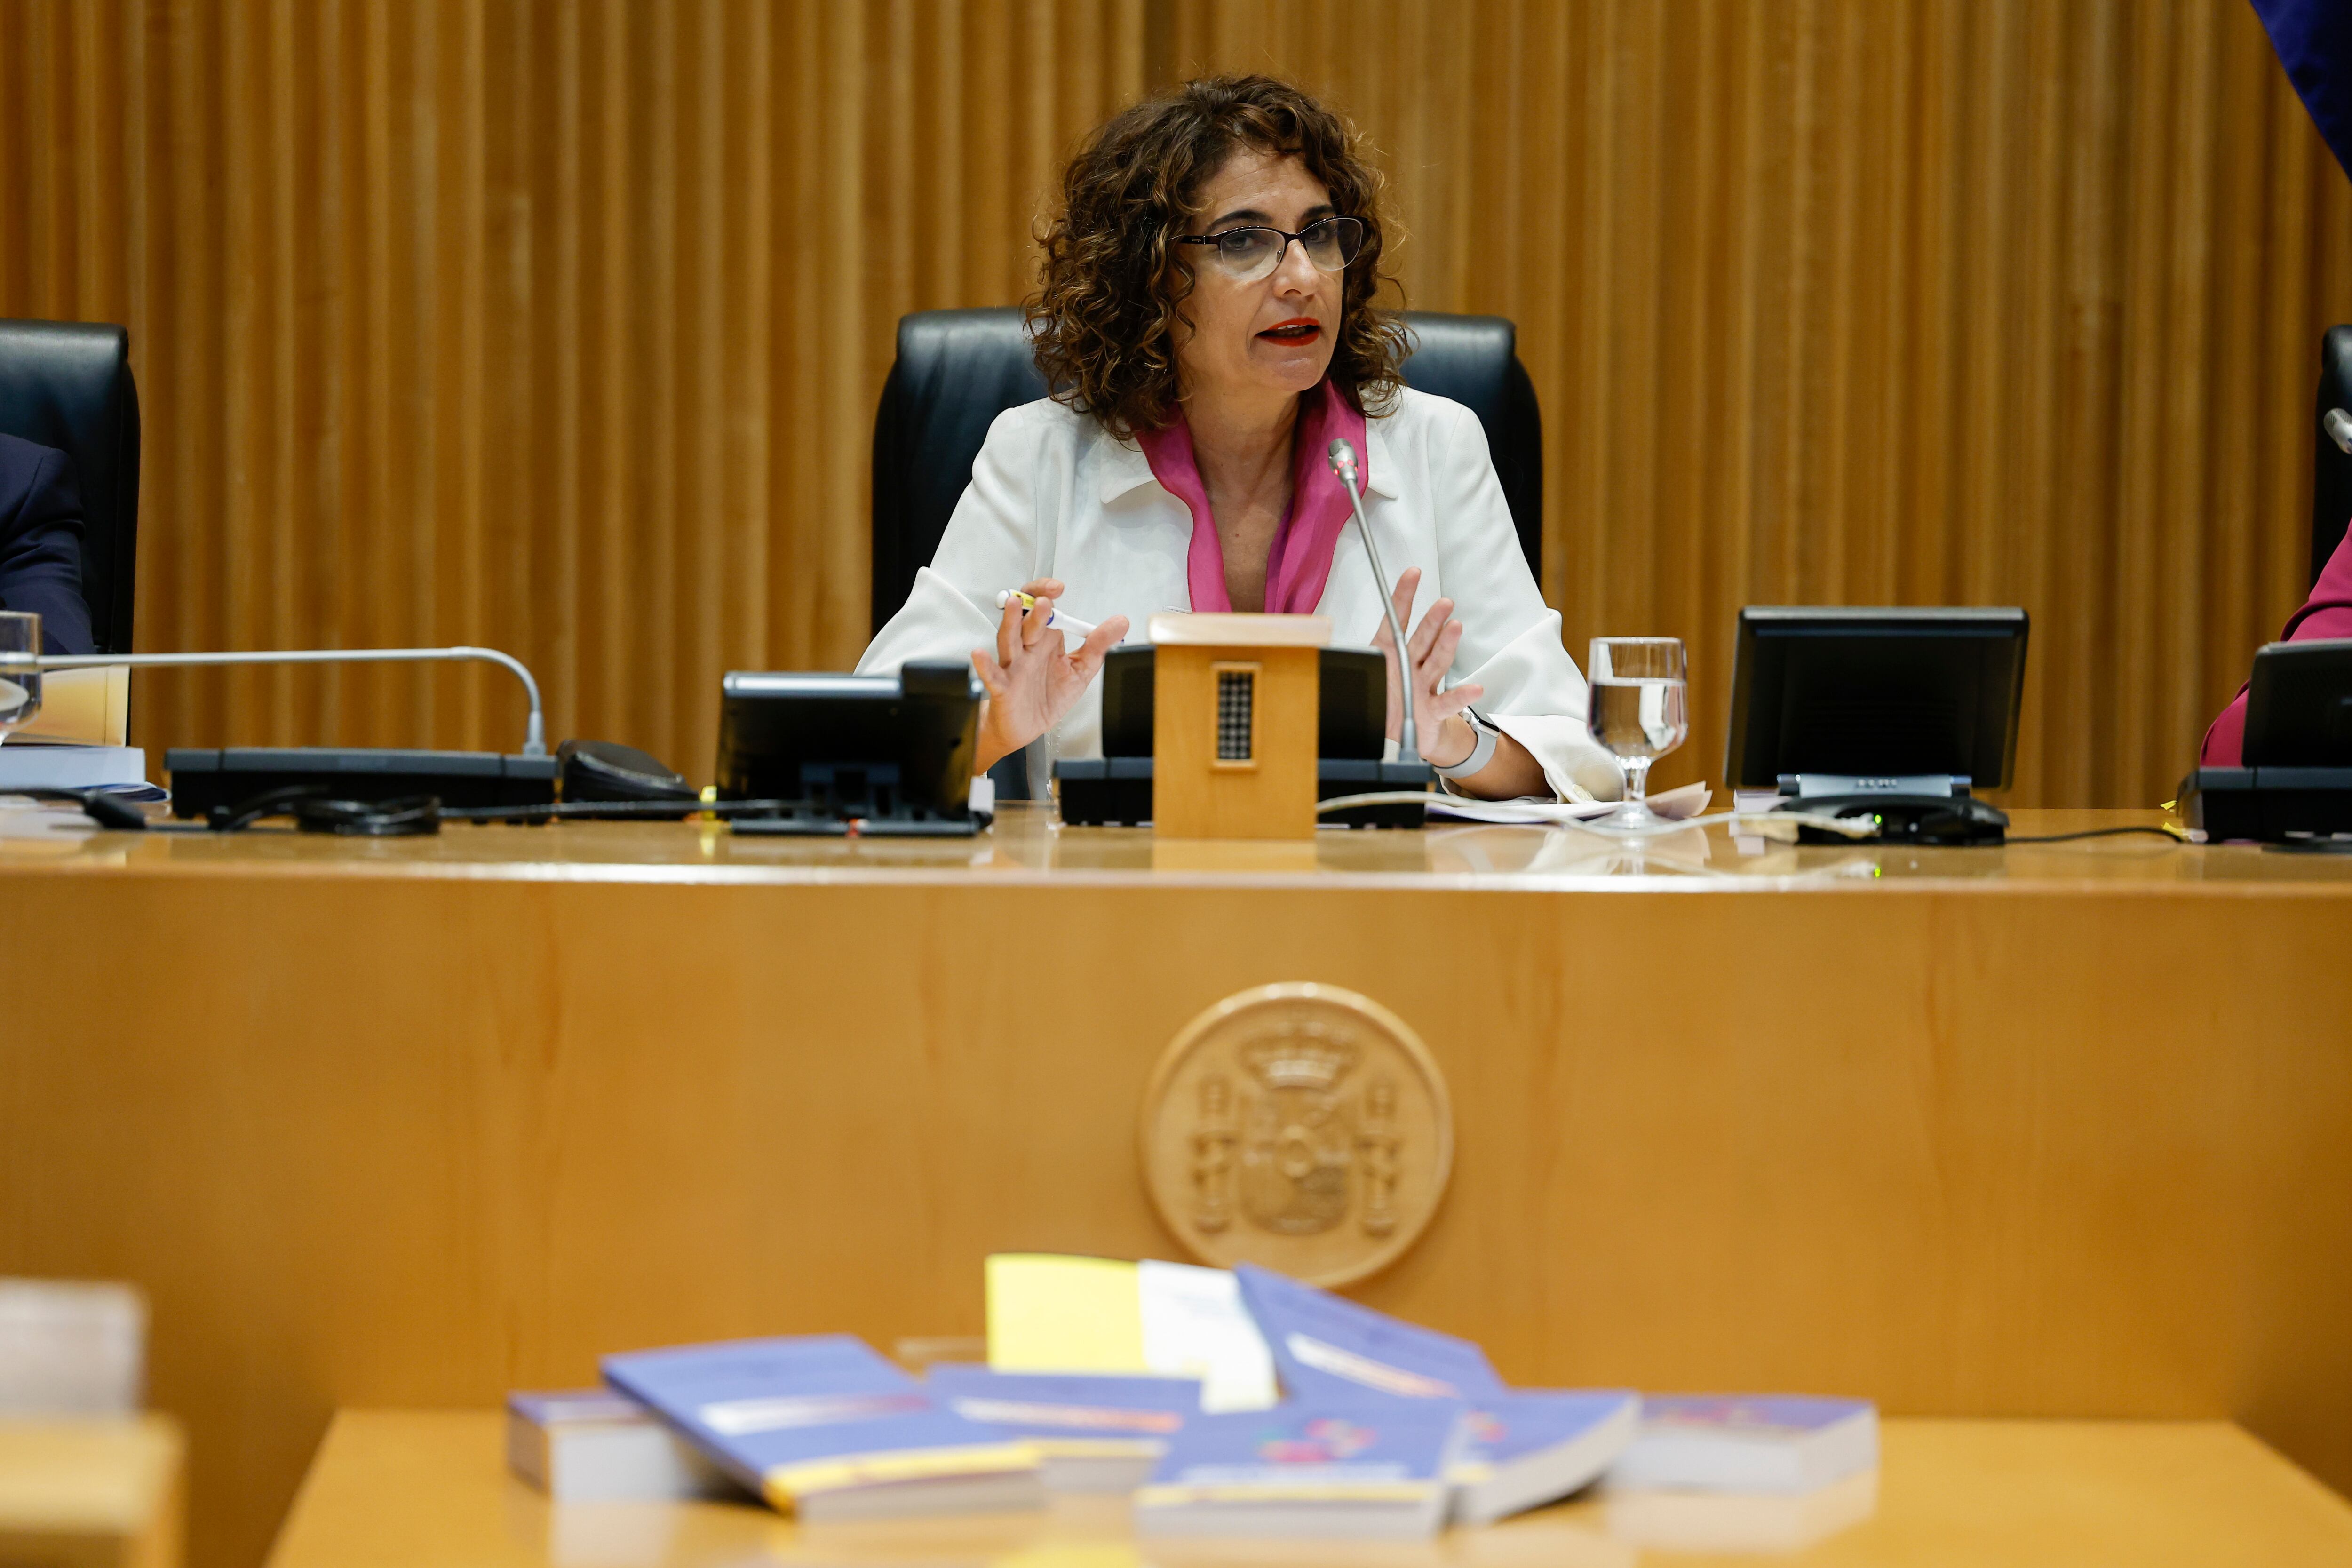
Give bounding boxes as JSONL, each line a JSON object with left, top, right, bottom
{"left": 1458, "top": 1389, "right": 1639, "bottom": 1471}
{"left": 1233, "top": 1263, "right": 1505, "bottom": 1403}
{"left": 923, "top": 1365, "right": 1200, "bottom": 1453}
{"left": 1450, "top": 1387, "right": 1640, "bottom": 1524}
{"left": 602, "top": 1335, "right": 1037, "bottom": 1512}
{"left": 1136, "top": 1400, "right": 1467, "bottom": 1503}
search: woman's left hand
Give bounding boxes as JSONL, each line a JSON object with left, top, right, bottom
{"left": 1372, "top": 567, "right": 1483, "bottom": 767}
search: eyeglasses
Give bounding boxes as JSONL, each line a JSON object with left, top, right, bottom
{"left": 1174, "top": 215, "right": 1366, "bottom": 283}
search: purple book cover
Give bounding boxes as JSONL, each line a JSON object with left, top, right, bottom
{"left": 1141, "top": 1400, "right": 1467, "bottom": 1492}
{"left": 923, "top": 1365, "right": 1199, "bottom": 1445}
{"left": 1461, "top": 1389, "right": 1638, "bottom": 1466}
{"left": 1232, "top": 1263, "right": 1503, "bottom": 1405}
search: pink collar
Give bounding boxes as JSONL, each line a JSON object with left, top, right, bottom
{"left": 1136, "top": 380, "right": 1368, "bottom": 615}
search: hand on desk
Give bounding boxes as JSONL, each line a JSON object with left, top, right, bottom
{"left": 971, "top": 578, "right": 1128, "bottom": 774}
{"left": 1375, "top": 567, "right": 1546, "bottom": 799}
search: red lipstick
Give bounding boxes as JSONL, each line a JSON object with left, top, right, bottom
{"left": 1257, "top": 317, "right": 1322, "bottom": 344}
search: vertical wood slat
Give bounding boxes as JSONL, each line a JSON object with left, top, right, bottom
{"left": 0, "top": 0, "right": 1140, "bottom": 788}
{"left": 1166, "top": 0, "right": 2352, "bottom": 804}
{"left": 0, "top": 0, "right": 2344, "bottom": 813}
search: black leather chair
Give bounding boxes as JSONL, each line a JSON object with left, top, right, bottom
{"left": 869, "top": 308, "right": 1543, "bottom": 636}
{"left": 0, "top": 319, "right": 140, "bottom": 653}
{"left": 2313, "top": 325, "right": 2352, "bottom": 588}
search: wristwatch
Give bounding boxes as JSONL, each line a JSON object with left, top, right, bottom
{"left": 1432, "top": 711, "right": 1500, "bottom": 780}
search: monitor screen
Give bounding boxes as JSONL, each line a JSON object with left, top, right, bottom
{"left": 2244, "top": 637, "right": 2352, "bottom": 765}
{"left": 1724, "top": 607, "right": 2029, "bottom": 790}
{"left": 1098, "top": 644, "right": 1388, "bottom": 760}
{"left": 715, "top": 660, "right": 980, "bottom": 822}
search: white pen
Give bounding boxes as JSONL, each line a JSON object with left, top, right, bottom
{"left": 996, "top": 589, "right": 1099, "bottom": 638}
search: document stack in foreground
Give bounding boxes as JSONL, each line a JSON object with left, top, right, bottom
{"left": 1233, "top": 1262, "right": 1642, "bottom": 1528}
{"left": 505, "top": 1390, "right": 731, "bottom": 1503}
{"left": 602, "top": 1335, "right": 1043, "bottom": 1521}
{"left": 1134, "top": 1401, "right": 1466, "bottom": 1539}
{"left": 922, "top": 1365, "right": 1199, "bottom": 1493}
{"left": 509, "top": 1256, "right": 1877, "bottom": 1546}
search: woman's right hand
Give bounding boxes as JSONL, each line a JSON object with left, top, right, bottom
{"left": 971, "top": 578, "right": 1129, "bottom": 772}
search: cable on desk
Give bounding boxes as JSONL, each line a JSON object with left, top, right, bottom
{"left": 438, "top": 798, "right": 814, "bottom": 821}
{"left": 184, "top": 790, "right": 824, "bottom": 835}
{"left": 2005, "top": 825, "right": 2188, "bottom": 845}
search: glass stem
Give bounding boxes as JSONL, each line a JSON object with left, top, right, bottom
{"left": 1623, "top": 756, "right": 1653, "bottom": 805}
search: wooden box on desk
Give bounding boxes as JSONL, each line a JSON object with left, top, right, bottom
{"left": 0, "top": 1416, "right": 183, "bottom": 1568}
{"left": 1147, "top": 612, "right": 1329, "bottom": 840}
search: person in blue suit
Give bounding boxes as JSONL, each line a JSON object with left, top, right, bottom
{"left": 0, "top": 432, "right": 94, "bottom": 654}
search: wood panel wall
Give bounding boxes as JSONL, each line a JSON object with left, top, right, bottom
{"left": 0, "top": 0, "right": 1142, "bottom": 773}
{"left": 0, "top": 0, "right": 2346, "bottom": 801}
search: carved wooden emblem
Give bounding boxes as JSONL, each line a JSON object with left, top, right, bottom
{"left": 1139, "top": 982, "right": 1453, "bottom": 1286}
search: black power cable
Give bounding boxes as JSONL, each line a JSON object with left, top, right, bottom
{"left": 2005, "top": 825, "right": 2186, "bottom": 845}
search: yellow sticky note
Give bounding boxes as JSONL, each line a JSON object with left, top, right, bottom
{"left": 985, "top": 1254, "right": 1145, "bottom": 1372}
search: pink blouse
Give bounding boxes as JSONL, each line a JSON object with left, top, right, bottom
{"left": 1136, "top": 379, "right": 1368, "bottom": 615}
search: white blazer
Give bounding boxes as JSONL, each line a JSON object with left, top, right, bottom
{"left": 856, "top": 386, "right": 1624, "bottom": 801}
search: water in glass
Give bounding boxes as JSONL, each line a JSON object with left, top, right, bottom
{"left": 1588, "top": 637, "right": 1688, "bottom": 827}
{"left": 0, "top": 612, "right": 40, "bottom": 743}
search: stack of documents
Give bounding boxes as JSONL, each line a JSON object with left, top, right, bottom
{"left": 1234, "top": 1263, "right": 1640, "bottom": 1528}
{"left": 1133, "top": 1401, "right": 1467, "bottom": 1539}
{"left": 602, "top": 1335, "right": 1043, "bottom": 1521}
{"left": 505, "top": 1390, "right": 732, "bottom": 1502}
{"left": 1606, "top": 1394, "right": 1879, "bottom": 1492}
{"left": 0, "top": 1279, "right": 144, "bottom": 1415}
{"left": 0, "top": 665, "right": 155, "bottom": 798}
{"left": 1426, "top": 779, "right": 1710, "bottom": 827}
{"left": 513, "top": 1256, "right": 1877, "bottom": 1548}
{"left": 922, "top": 1365, "right": 1198, "bottom": 1493}
{"left": 984, "top": 1252, "right": 1278, "bottom": 1413}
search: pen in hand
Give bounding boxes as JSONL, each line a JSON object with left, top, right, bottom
{"left": 996, "top": 589, "right": 1101, "bottom": 638}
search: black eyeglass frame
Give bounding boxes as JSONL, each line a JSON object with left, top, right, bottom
{"left": 1173, "top": 215, "right": 1368, "bottom": 276}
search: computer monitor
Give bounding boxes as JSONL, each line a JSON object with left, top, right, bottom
{"left": 1098, "top": 644, "right": 1388, "bottom": 759}
{"left": 2244, "top": 638, "right": 2352, "bottom": 765}
{"left": 715, "top": 660, "right": 981, "bottom": 833}
{"left": 1724, "top": 607, "right": 2029, "bottom": 792}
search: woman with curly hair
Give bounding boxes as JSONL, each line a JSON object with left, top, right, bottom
{"left": 858, "top": 75, "right": 1620, "bottom": 802}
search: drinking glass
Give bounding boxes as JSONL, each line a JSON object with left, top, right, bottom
{"left": 0, "top": 612, "right": 39, "bottom": 745}
{"left": 1587, "top": 637, "right": 1688, "bottom": 828}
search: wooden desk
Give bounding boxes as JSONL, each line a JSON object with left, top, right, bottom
{"left": 264, "top": 1410, "right": 2352, "bottom": 1567}
{"left": 3, "top": 806, "right": 2349, "bottom": 1568}
{"left": 0, "top": 1416, "right": 185, "bottom": 1568}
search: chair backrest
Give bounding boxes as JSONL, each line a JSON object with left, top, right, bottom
{"left": 0, "top": 319, "right": 140, "bottom": 653}
{"left": 1390, "top": 313, "right": 1542, "bottom": 582}
{"left": 2316, "top": 325, "right": 2352, "bottom": 589}
{"left": 869, "top": 308, "right": 1543, "bottom": 634}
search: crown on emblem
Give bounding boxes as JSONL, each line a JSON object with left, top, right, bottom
{"left": 1240, "top": 1022, "right": 1358, "bottom": 1091}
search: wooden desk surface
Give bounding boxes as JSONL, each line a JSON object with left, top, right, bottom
{"left": 8, "top": 804, "right": 2350, "bottom": 1568}
{"left": 2, "top": 803, "right": 2347, "bottom": 892}
{"left": 0, "top": 1415, "right": 185, "bottom": 1568}
{"left": 266, "top": 1411, "right": 2352, "bottom": 1568}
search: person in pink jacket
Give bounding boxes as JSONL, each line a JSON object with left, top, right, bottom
{"left": 2201, "top": 524, "right": 2352, "bottom": 764}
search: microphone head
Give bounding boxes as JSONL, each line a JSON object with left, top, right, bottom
{"left": 1325, "top": 437, "right": 1358, "bottom": 477}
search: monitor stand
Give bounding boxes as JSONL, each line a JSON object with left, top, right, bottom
{"left": 1773, "top": 774, "right": 2008, "bottom": 846}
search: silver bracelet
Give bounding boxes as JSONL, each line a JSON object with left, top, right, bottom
{"left": 1432, "top": 712, "right": 1500, "bottom": 779}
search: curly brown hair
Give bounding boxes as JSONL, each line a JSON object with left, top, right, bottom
{"left": 1028, "top": 75, "right": 1407, "bottom": 440}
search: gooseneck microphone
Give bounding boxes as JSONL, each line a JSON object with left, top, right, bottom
{"left": 37, "top": 645, "right": 549, "bottom": 755}
{"left": 1327, "top": 437, "right": 1420, "bottom": 764}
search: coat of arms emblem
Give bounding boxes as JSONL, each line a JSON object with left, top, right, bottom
{"left": 1139, "top": 983, "right": 1452, "bottom": 1286}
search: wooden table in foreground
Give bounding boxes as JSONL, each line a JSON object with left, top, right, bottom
{"left": 4, "top": 806, "right": 2351, "bottom": 1568}
{"left": 267, "top": 1411, "right": 2352, "bottom": 1568}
